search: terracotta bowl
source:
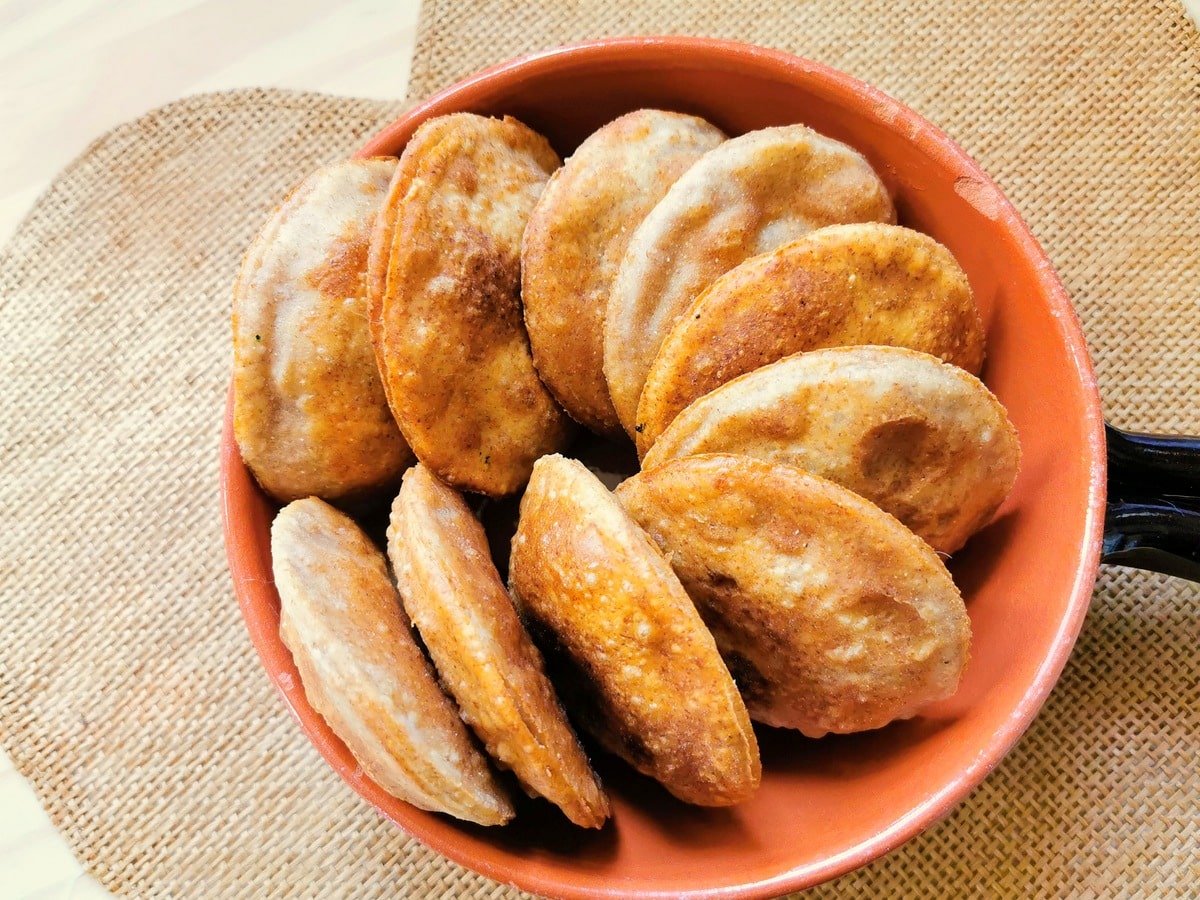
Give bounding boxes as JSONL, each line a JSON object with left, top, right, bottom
{"left": 222, "top": 37, "right": 1108, "bottom": 898}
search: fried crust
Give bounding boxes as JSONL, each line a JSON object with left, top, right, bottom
{"left": 370, "top": 113, "right": 571, "bottom": 496}
{"left": 508, "top": 455, "right": 760, "bottom": 806}
{"left": 272, "top": 497, "right": 513, "bottom": 826}
{"left": 388, "top": 464, "right": 610, "bottom": 828}
{"left": 603, "top": 124, "right": 895, "bottom": 436}
{"left": 642, "top": 346, "right": 1019, "bottom": 553}
{"left": 615, "top": 454, "right": 971, "bottom": 737}
{"left": 232, "top": 158, "right": 412, "bottom": 503}
{"left": 635, "top": 223, "right": 985, "bottom": 453}
{"left": 521, "top": 110, "right": 725, "bottom": 436}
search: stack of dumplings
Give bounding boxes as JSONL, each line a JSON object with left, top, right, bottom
{"left": 231, "top": 107, "right": 1021, "bottom": 827}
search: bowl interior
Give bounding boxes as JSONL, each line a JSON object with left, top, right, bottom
{"left": 222, "top": 37, "right": 1105, "bottom": 899}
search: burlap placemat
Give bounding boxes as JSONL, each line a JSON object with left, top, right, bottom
{"left": 1, "top": 2, "right": 1197, "bottom": 897}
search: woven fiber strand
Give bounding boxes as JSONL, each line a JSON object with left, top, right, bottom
{"left": 0, "top": 2, "right": 1197, "bottom": 899}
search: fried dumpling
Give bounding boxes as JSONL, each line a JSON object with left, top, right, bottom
{"left": 272, "top": 497, "right": 513, "bottom": 826}
{"left": 522, "top": 109, "right": 726, "bottom": 436}
{"left": 370, "top": 113, "right": 571, "bottom": 497}
{"left": 509, "top": 454, "right": 760, "bottom": 806}
{"left": 233, "top": 158, "right": 412, "bottom": 504}
{"left": 388, "top": 464, "right": 610, "bottom": 828}
{"left": 634, "top": 223, "right": 985, "bottom": 453}
{"left": 616, "top": 454, "right": 971, "bottom": 738}
{"left": 603, "top": 124, "right": 895, "bottom": 436}
{"left": 642, "top": 346, "right": 1019, "bottom": 553}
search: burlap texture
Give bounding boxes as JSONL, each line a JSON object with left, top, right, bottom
{"left": 1, "top": 1, "right": 1197, "bottom": 897}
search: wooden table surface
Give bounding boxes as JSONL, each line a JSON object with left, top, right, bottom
{"left": 2, "top": 2, "right": 1197, "bottom": 898}
{"left": 0, "top": 3, "right": 420, "bottom": 895}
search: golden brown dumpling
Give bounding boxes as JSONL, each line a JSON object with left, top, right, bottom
{"left": 616, "top": 454, "right": 971, "bottom": 738}
{"left": 370, "top": 113, "right": 571, "bottom": 497}
{"left": 642, "top": 346, "right": 1019, "bottom": 553}
{"left": 509, "top": 454, "right": 760, "bottom": 806}
{"left": 522, "top": 109, "right": 725, "bottom": 435}
{"left": 388, "top": 464, "right": 609, "bottom": 828}
{"left": 635, "top": 223, "right": 985, "bottom": 453}
{"left": 233, "top": 158, "right": 412, "bottom": 504}
{"left": 603, "top": 124, "right": 895, "bottom": 437}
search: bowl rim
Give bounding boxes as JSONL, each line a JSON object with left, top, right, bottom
{"left": 223, "top": 34, "right": 1107, "bottom": 899}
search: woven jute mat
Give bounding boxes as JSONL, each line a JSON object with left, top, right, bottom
{"left": 2, "top": 1, "right": 1197, "bottom": 897}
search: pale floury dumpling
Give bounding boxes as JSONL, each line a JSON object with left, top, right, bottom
{"left": 272, "top": 497, "right": 513, "bottom": 826}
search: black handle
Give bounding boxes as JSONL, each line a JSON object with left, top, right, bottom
{"left": 1102, "top": 423, "right": 1200, "bottom": 581}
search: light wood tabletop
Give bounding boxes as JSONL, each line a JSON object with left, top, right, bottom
{"left": 0, "top": 3, "right": 420, "bottom": 896}
{"left": 0, "top": 0, "right": 421, "bottom": 244}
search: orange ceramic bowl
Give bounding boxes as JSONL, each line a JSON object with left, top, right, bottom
{"left": 221, "top": 36, "right": 1105, "bottom": 898}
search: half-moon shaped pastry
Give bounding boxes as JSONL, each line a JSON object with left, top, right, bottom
{"left": 615, "top": 454, "right": 971, "bottom": 738}
{"left": 509, "top": 454, "right": 760, "bottom": 806}
{"left": 635, "top": 223, "right": 986, "bottom": 453}
{"left": 641, "top": 346, "right": 1019, "bottom": 553}
{"left": 233, "top": 157, "right": 412, "bottom": 504}
{"left": 388, "top": 464, "right": 610, "bottom": 828}
{"left": 521, "top": 109, "right": 726, "bottom": 435}
{"left": 272, "top": 496, "right": 513, "bottom": 826}
{"left": 370, "top": 113, "right": 571, "bottom": 497}
{"left": 603, "top": 124, "right": 895, "bottom": 436}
